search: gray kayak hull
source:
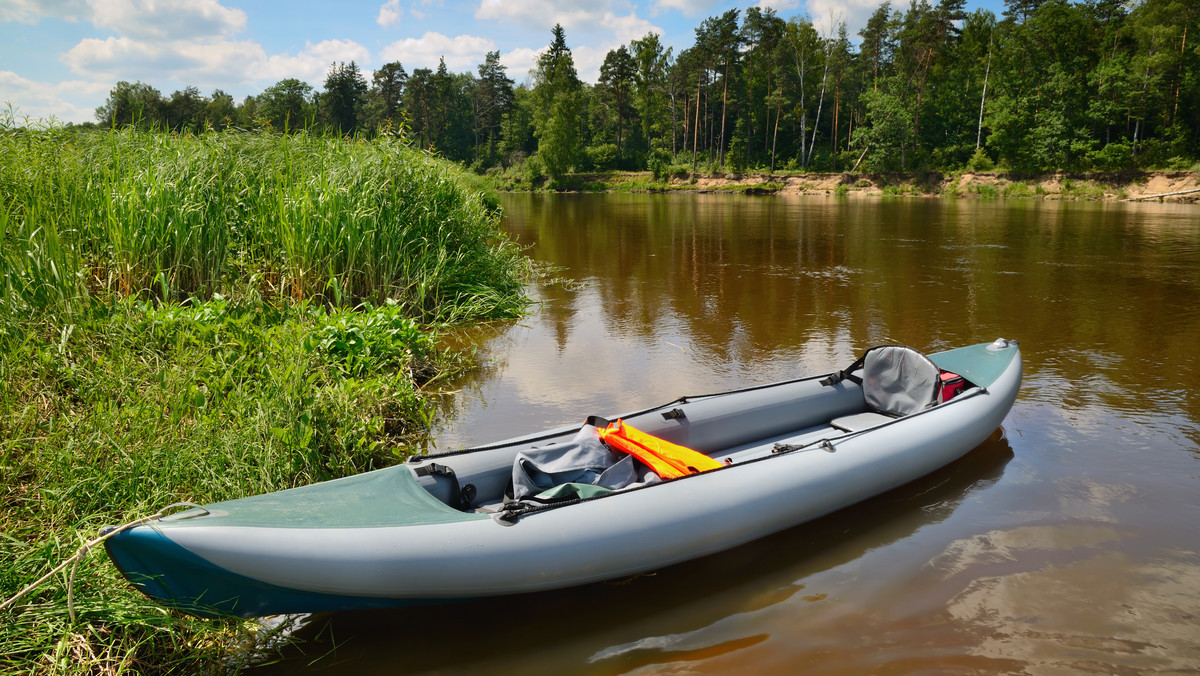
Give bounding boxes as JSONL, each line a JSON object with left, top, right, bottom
{"left": 106, "top": 341, "right": 1021, "bottom": 617}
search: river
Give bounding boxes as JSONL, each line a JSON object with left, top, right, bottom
{"left": 262, "top": 193, "right": 1200, "bottom": 674}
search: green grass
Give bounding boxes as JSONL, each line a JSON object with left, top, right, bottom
{"left": 1059, "top": 178, "right": 1107, "bottom": 200}
{"left": 968, "top": 183, "right": 1000, "bottom": 199}
{"left": 1, "top": 121, "right": 526, "bottom": 322}
{"left": 1002, "top": 181, "right": 1036, "bottom": 199}
{"left": 0, "top": 121, "right": 528, "bottom": 673}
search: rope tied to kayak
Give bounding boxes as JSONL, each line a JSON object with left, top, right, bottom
{"left": 0, "top": 502, "right": 207, "bottom": 623}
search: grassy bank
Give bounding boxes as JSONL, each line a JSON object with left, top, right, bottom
{"left": 0, "top": 124, "right": 527, "bottom": 673}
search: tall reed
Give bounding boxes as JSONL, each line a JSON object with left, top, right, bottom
{"left": 0, "top": 122, "right": 527, "bottom": 322}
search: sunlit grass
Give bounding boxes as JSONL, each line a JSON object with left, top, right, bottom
{"left": 0, "top": 119, "right": 527, "bottom": 322}
{"left": 0, "top": 119, "right": 528, "bottom": 672}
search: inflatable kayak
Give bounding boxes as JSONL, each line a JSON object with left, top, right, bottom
{"left": 105, "top": 339, "right": 1022, "bottom": 618}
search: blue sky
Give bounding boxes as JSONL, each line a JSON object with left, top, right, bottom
{"left": 1, "top": 0, "right": 1006, "bottom": 125}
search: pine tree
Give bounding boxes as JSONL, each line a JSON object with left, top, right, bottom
{"left": 533, "top": 24, "right": 583, "bottom": 178}
{"left": 321, "top": 62, "right": 368, "bottom": 134}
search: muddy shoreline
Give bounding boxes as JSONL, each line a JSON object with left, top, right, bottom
{"left": 565, "top": 170, "right": 1200, "bottom": 202}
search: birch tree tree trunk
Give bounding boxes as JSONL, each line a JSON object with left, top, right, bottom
{"left": 692, "top": 71, "right": 702, "bottom": 171}
{"left": 719, "top": 60, "right": 729, "bottom": 166}
{"left": 792, "top": 36, "right": 809, "bottom": 168}
{"left": 807, "top": 40, "right": 831, "bottom": 167}
{"left": 976, "top": 44, "right": 992, "bottom": 150}
{"left": 771, "top": 101, "right": 781, "bottom": 172}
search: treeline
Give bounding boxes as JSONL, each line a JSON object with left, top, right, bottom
{"left": 90, "top": 0, "right": 1199, "bottom": 176}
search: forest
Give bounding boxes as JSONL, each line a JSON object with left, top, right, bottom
{"left": 87, "top": 0, "right": 1200, "bottom": 177}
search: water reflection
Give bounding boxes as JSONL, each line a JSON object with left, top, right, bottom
{"left": 435, "top": 194, "right": 1200, "bottom": 450}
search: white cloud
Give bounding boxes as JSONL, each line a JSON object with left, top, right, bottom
{"left": 379, "top": 32, "right": 495, "bottom": 72}
{"left": 572, "top": 44, "right": 610, "bottom": 83}
{"left": 601, "top": 10, "right": 661, "bottom": 44}
{"left": 259, "top": 39, "right": 373, "bottom": 85}
{"left": 377, "top": 0, "right": 403, "bottom": 27}
{"left": 651, "top": 0, "right": 723, "bottom": 18}
{"left": 756, "top": 0, "right": 802, "bottom": 13}
{"left": 497, "top": 42, "right": 613, "bottom": 85}
{"left": 472, "top": 0, "right": 663, "bottom": 81}
{"left": 61, "top": 35, "right": 373, "bottom": 91}
{"left": 89, "top": 0, "right": 247, "bottom": 40}
{"left": 62, "top": 36, "right": 268, "bottom": 86}
{"left": 501, "top": 46, "right": 543, "bottom": 84}
{"left": 803, "top": 0, "right": 913, "bottom": 35}
{"left": 475, "top": 0, "right": 612, "bottom": 31}
{"left": 0, "top": 0, "right": 88, "bottom": 23}
{"left": 0, "top": 71, "right": 111, "bottom": 124}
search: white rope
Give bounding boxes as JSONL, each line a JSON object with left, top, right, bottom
{"left": 0, "top": 502, "right": 206, "bottom": 623}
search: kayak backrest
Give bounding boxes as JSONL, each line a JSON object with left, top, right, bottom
{"left": 860, "top": 345, "right": 942, "bottom": 416}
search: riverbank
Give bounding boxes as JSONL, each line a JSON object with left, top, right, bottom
{"left": 531, "top": 170, "right": 1200, "bottom": 203}
{"left": 0, "top": 128, "right": 528, "bottom": 673}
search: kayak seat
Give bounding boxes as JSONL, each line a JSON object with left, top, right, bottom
{"left": 822, "top": 345, "right": 943, "bottom": 429}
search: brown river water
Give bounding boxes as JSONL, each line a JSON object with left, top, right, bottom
{"left": 259, "top": 193, "right": 1200, "bottom": 674}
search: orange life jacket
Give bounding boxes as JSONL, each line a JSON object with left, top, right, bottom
{"left": 596, "top": 419, "right": 724, "bottom": 479}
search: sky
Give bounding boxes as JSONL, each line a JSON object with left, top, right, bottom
{"left": 0, "top": 0, "right": 1007, "bottom": 125}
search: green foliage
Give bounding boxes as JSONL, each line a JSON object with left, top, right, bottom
{"left": 647, "top": 148, "right": 673, "bottom": 181}
{"left": 362, "top": 61, "right": 408, "bottom": 133}
{"left": 0, "top": 125, "right": 527, "bottom": 323}
{"left": 82, "top": 0, "right": 1200, "bottom": 177}
{"left": 0, "top": 296, "right": 467, "bottom": 672}
{"left": 1059, "top": 177, "right": 1106, "bottom": 200}
{"left": 966, "top": 148, "right": 995, "bottom": 171}
{"left": 726, "top": 128, "right": 749, "bottom": 172}
{"left": 1086, "top": 140, "right": 1134, "bottom": 171}
{"left": 473, "top": 51, "right": 515, "bottom": 163}
{"left": 0, "top": 122, "right": 529, "bottom": 673}
{"left": 531, "top": 26, "right": 584, "bottom": 179}
{"left": 257, "top": 78, "right": 316, "bottom": 132}
{"left": 584, "top": 143, "right": 619, "bottom": 171}
{"left": 999, "top": 181, "right": 1032, "bottom": 198}
{"left": 94, "top": 81, "right": 163, "bottom": 128}
{"left": 523, "top": 153, "right": 547, "bottom": 184}
{"left": 308, "top": 301, "right": 439, "bottom": 381}
{"left": 969, "top": 183, "right": 999, "bottom": 199}
{"left": 536, "top": 95, "right": 581, "bottom": 179}
{"left": 599, "top": 45, "right": 637, "bottom": 160}
{"left": 320, "top": 61, "right": 369, "bottom": 135}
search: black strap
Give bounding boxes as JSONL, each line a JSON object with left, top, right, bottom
{"left": 820, "top": 353, "right": 867, "bottom": 387}
{"left": 584, "top": 415, "right": 611, "bottom": 428}
{"left": 413, "top": 463, "right": 472, "bottom": 511}
{"left": 661, "top": 408, "right": 686, "bottom": 421}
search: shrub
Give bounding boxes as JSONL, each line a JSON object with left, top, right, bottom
{"left": 523, "top": 153, "right": 546, "bottom": 184}
{"left": 584, "top": 143, "right": 618, "bottom": 172}
{"left": 965, "top": 148, "right": 995, "bottom": 171}
{"left": 647, "top": 149, "right": 672, "bottom": 182}
{"left": 1085, "top": 141, "right": 1133, "bottom": 171}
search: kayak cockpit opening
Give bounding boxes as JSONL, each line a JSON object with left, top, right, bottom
{"left": 409, "top": 344, "right": 984, "bottom": 514}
